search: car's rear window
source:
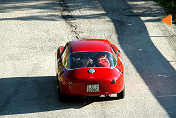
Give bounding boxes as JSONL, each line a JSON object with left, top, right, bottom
{"left": 69, "top": 51, "right": 117, "bottom": 69}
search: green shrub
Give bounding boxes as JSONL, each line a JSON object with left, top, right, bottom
{"left": 156, "top": 0, "right": 176, "bottom": 23}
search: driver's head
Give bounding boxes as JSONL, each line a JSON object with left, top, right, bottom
{"left": 97, "top": 55, "right": 110, "bottom": 68}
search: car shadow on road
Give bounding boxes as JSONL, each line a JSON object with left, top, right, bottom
{"left": 0, "top": 76, "right": 120, "bottom": 115}
{"left": 0, "top": 76, "right": 90, "bottom": 115}
{"left": 99, "top": 0, "right": 176, "bottom": 117}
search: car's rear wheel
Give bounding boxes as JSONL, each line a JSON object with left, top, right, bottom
{"left": 56, "top": 74, "right": 67, "bottom": 102}
{"left": 56, "top": 74, "right": 59, "bottom": 87}
{"left": 117, "top": 86, "right": 125, "bottom": 99}
{"left": 58, "top": 87, "right": 67, "bottom": 102}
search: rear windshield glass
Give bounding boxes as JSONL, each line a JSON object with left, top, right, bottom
{"left": 69, "top": 51, "right": 116, "bottom": 69}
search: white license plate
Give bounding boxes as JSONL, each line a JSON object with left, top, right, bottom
{"left": 87, "top": 84, "right": 99, "bottom": 92}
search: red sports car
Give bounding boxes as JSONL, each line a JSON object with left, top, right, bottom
{"left": 56, "top": 39, "right": 124, "bottom": 101}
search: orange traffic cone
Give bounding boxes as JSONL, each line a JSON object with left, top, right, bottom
{"left": 162, "top": 14, "right": 172, "bottom": 26}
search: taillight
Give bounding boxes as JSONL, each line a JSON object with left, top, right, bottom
{"left": 111, "top": 79, "right": 116, "bottom": 84}
{"left": 68, "top": 82, "right": 73, "bottom": 86}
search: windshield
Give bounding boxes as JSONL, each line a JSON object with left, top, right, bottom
{"left": 69, "top": 51, "right": 117, "bottom": 69}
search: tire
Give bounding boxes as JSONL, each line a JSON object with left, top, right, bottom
{"left": 58, "top": 86, "right": 69, "bottom": 102}
{"left": 56, "top": 74, "right": 59, "bottom": 87}
{"left": 56, "top": 74, "right": 67, "bottom": 102}
{"left": 117, "top": 86, "right": 125, "bottom": 99}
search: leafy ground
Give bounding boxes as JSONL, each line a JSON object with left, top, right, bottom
{"left": 156, "top": 0, "right": 176, "bottom": 23}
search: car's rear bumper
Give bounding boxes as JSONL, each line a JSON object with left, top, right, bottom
{"left": 59, "top": 76, "right": 124, "bottom": 96}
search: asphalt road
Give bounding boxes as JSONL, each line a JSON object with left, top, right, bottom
{"left": 0, "top": 0, "right": 176, "bottom": 118}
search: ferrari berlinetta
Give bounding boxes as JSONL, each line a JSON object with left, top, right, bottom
{"left": 56, "top": 39, "right": 124, "bottom": 101}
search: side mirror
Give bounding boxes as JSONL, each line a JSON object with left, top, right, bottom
{"left": 59, "top": 46, "right": 64, "bottom": 54}
{"left": 111, "top": 44, "right": 120, "bottom": 54}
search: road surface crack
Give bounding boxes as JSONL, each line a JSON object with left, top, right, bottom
{"left": 60, "top": 0, "right": 80, "bottom": 40}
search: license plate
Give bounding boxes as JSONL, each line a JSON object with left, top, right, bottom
{"left": 87, "top": 84, "right": 99, "bottom": 92}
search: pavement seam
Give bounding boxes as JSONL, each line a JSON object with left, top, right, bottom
{"left": 60, "top": 0, "right": 80, "bottom": 40}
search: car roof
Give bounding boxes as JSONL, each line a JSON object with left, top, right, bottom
{"left": 67, "top": 39, "right": 112, "bottom": 53}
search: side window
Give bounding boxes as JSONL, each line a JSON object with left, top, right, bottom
{"left": 61, "top": 46, "right": 69, "bottom": 69}
{"left": 112, "top": 55, "right": 117, "bottom": 67}
{"left": 111, "top": 45, "right": 117, "bottom": 56}
{"left": 64, "top": 54, "right": 69, "bottom": 69}
{"left": 111, "top": 46, "right": 117, "bottom": 66}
